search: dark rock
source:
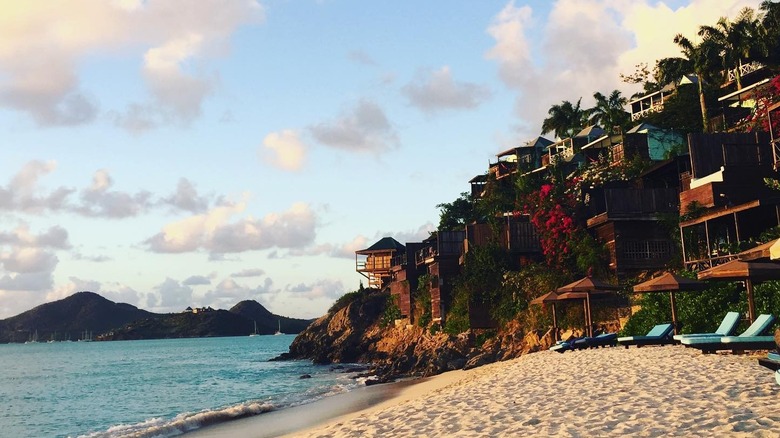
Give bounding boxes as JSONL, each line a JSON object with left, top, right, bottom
{"left": 269, "top": 352, "right": 292, "bottom": 362}
{"left": 464, "top": 351, "right": 496, "bottom": 370}
{"left": 299, "top": 374, "right": 312, "bottom": 379}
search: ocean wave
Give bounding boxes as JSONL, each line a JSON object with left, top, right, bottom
{"left": 77, "top": 401, "right": 274, "bottom": 438}
{"left": 77, "top": 377, "right": 366, "bottom": 438}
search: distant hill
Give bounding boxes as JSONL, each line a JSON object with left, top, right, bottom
{"left": 0, "top": 291, "right": 156, "bottom": 342}
{"left": 0, "top": 292, "right": 315, "bottom": 343}
{"left": 229, "top": 300, "right": 314, "bottom": 334}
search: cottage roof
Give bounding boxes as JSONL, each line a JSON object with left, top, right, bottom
{"left": 580, "top": 135, "right": 611, "bottom": 150}
{"left": 575, "top": 125, "right": 605, "bottom": 138}
{"left": 356, "top": 237, "right": 405, "bottom": 254}
{"left": 626, "top": 122, "right": 660, "bottom": 134}
{"left": 469, "top": 174, "right": 488, "bottom": 183}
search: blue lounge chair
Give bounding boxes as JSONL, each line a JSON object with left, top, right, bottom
{"left": 758, "top": 351, "right": 780, "bottom": 371}
{"left": 572, "top": 333, "right": 618, "bottom": 349}
{"left": 680, "top": 314, "right": 776, "bottom": 354}
{"left": 672, "top": 311, "right": 741, "bottom": 342}
{"left": 617, "top": 323, "right": 675, "bottom": 348}
{"left": 550, "top": 336, "right": 583, "bottom": 353}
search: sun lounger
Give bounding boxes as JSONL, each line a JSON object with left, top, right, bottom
{"left": 680, "top": 314, "right": 776, "bottom": 354}
{"left": 672, "top": 311, "right": 741, "bottom": 342}
{"left": 617, "top": 323, "right": 675, "bottom": 348}
{"left": 757, "top": 351, "right": 780, "bottom": 371}
{"left": 550, "top": 337, "right": 583, "bottom": 353}
{"left": 572, "top": 333, "right": 618, "bottom": 349}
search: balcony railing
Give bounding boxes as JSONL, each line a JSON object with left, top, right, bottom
{"left": 727, "top": 61, "right": 764, "bottom": 83}
{"left": 631, "top": 104, "right": 664, "bottom": 121}
{"left": 586, "top": 188, "right": 679, "bottom": 219}
{"left": 415, "top": 231, "right": 465, "bottom": 265}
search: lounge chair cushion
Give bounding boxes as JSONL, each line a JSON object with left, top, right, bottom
{"left": 673, "top": 312, "right": 741, "bottom": 341}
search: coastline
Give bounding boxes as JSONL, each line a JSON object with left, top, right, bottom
{"left": 183, "top": 373, "right": 462, "bottom": 438}
{"left": 209, "top": 345, "right": 779, "bottom": 438}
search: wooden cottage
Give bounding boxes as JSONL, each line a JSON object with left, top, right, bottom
{"left": 386, "top": 242, "right": 426, "bottom": 321}
{"left": 465, "top": 214, "right": 542, "bottom": 269}
{"left": 629, "top": 81, "right": 678, "bottom": 121}
{"left": 678, "top": 132, "right": 780, "bottom": 270}
{"left": 355, "top": 237, "right": 406, "bottom": 289}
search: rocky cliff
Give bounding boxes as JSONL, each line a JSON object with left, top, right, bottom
{"left": 274, "top": 290, "right": 556, "bottom": 381}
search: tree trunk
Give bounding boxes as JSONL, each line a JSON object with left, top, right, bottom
{"left": 735, "top": 59, "right": 743, "bottom": 90}
{"left": 698, "top": 73, "right": 709, "bottom": 133}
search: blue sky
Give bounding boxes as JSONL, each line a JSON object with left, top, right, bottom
{"left": 0, "top": 0, "right": 763, "bottom": 319}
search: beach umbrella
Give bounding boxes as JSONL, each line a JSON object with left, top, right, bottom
{"left": 737, "top": 239, "right": 780, "bottom": 261}
{"left": 530, "top": 291, "right": 560, "bottom": 341}
{"left": 697, "top": 259, "right": 780, "bottom": 323}
{"left": 556, "top": 277, "right": 619, "bottom": 337}
{"left": 632, "top": 272, "right": 707, "bottom": 335}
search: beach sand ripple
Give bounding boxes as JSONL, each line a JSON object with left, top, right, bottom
{"left": 294, "top": 346, "right": 778, "bottom": 437}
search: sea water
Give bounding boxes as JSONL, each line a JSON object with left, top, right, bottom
{"left": 0, "top": 336, "right": 362, "bottom": 438}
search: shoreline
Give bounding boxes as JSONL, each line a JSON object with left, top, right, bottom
{"left": 182, "top": 372, "right": 462, "bottom": 438}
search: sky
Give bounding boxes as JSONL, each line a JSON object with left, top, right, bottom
{"left": 0, "top": 0, "right": 765, "bottom": 319}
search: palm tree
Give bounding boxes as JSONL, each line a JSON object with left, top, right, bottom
{"left": 541, "top": 98, "right": 588, "bottom": 139}
{"left": 760, "top": 1, "right": 780, "bottom": 67}
{"left": 698, "top": 7, "right": 767, "bottom": 89}
{"left": 588, "top": 90, "right": 629, "bottom": 133}
{"left": 656, "top": 34, "right": 721, "bottom": 132}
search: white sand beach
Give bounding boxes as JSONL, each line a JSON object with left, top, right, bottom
{"left": 288, "top": 346, "right": 778, "bottom": 437}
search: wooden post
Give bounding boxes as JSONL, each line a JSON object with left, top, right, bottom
{"left": 669, "top": 290, "right": 679, "bottom": 335}
{"left": 551, "top": 303, "right": 558, "bottom": 342}
{"left": 704, "top": 220, "right": 712, "bottom": 267}
{"left": 745, "top": 279, "right": 756, "bottom": 323}
{"left": 585, "top": 293, "right": 593, "bottom": 337}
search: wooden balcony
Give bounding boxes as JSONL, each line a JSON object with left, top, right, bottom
{"left": 466, "top": 220, "right": 541, "bottom": 254}
{"left": 415, "top": 231, "right": 464, "bottom": 265}
{"left": 586, "top": 188, "right": 679, "bottom": 227}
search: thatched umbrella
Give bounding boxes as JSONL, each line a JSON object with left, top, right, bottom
{"left": 556, "top": 277, "right": 619, "bottom": 337}
{"left": 530, "top": 291, "right": 560, "bottom": 341}
{"left": 632, "top": 272, "right": 707, "bottom": 335}
{"left": 697, "top": 259, "right": 780, "bottom": 323}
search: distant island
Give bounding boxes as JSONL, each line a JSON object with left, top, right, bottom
{"left": 0, "top": 291, "right": 314, "bottom": 343}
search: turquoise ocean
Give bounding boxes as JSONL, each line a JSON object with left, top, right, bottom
{"left": 0, "top": 335, "right": 362, "bottom": 437}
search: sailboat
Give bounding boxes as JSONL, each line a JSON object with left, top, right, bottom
{"left": 274, "top": 320, "right": 283, "bottom": 336}
{"left": 249, "top": 320, "right": 259, "bottom": 337}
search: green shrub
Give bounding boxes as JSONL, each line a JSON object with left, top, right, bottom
{"left": 413, "top": 274, "right": 432, "bottom": 327}
{"left": 328, "top": 290, "right": 363, "bottom": 314}
{"left": 380, "top": 294, "right": 402, "bottom": 328}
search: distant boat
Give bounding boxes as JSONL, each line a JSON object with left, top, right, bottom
{"left": 249, "top": 320, "right": 260, "bottom": 337}
{"left": 274, "top": 320, "right": 283, "bottom": 336}
{"left": 79, "top": 330, "right": 93, "bottom": 342}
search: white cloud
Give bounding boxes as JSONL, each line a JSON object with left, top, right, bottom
{"left": 0, "top": 0, "right": 264, "bottom": 126}
{"left": 285, "top": 278, "right": 345, "bottom": 300}
{"left": 485, "top": 2, "right": 534, "bottom": 88}
{"left": 231, "top": 268, "right": 265, "bottom": 278}
{"left": 309, "top": 100, "right": 399, "bottom": 153}
{"left": 183, "top": 275, "right": 212, "bottom": 286}
{"left": 155, "top": 277, "right": 193, "bottom": 309}
{"left": 261, "top": 129, "right": 308, "bottom": 171}
{"left": 159, "top": 178, "right": 211, "bottom": 213}
{"left": 0, "top": 224, "right": 71, "bottom": 249}
{"left": 145, "top": 201, "right": 318, "bottom": 255}
{"left": 401, "top": 66, "right": 492, "bottom": 114}
{"left": 76, "top": 169, "right": 153, "bottom": 218}
{"left": 0, "top": 161, "right": 74, "bottom": 213}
